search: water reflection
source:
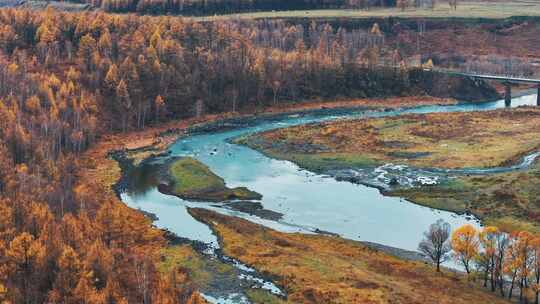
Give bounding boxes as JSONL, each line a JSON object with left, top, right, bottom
{"left": 124, "top": 162, "right": 162, "bottom": 196}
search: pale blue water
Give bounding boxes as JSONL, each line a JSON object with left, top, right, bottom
{"left": 120, "top": 94, "right": 538, "bottom": 301}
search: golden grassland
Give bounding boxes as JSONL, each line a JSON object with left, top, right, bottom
{"left": 196, "top": 1, "right": 540, "bottom": 21}
{"left": 189, "top": 208, "right": 510, "bottom": 304}
{"left": 242, "top": 107, "right": 540, "bottom": 169}
{"left": 239, "top": 107, "right": 540, "bottom": 234}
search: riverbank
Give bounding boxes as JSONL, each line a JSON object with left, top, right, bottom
{"left": 158, "top": 241, "right": 286, "bottom": 303}
{"left": 237, "top": 106, "right": 540, "bottom": 234}
{"left": 390, "top": 162, "right": 540, "bottom": 234}
{"left": 188, "top": 207, "right": 509, "bottom": 304}
{"left": 80, "top": 95, "right": 458, "bottom": 185}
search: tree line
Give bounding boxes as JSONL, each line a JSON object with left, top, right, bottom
{"left": 73, "top": 0, "right": 397, "bottom": 16}
{"left": 1, "top": 8, "right": 430, "bottom": 134}
{"left": 420, "top": 220, "right": 540, "bottom": 304}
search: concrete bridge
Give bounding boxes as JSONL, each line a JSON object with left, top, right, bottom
{"left": 440, "top": 70, "right": 540, "bottom": 106}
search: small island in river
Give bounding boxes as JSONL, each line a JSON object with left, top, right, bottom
{"left": 159, "top": 157, "right": 262, "bottom": 202}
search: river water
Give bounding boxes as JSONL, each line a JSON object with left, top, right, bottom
{"left": 120, "top": 94, "right": 537, "bottom": 302}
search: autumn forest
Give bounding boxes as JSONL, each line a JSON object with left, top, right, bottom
{"left": 0, "top": 7, "right": 425, "bottom": 303}
{"left": 1, "top": 1, "right": 540, "bottom": 303}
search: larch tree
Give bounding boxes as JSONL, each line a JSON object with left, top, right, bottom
{"left": 6, "top": 232, "right": 45, "bottom": 304}
{"left": 478, "top": 226, "right": 506, "bottom": 293}
{"left": 532, "top": 237, "right": 540, "bottom": 304}
{"left": 506, "top": 233, "right": 524, "bottom": 300}
{"left": 116, "top": 79, "right": 131, "bottom": 132}
{"left": 51, "top": 245, "right": 81, "bottom": 302}
{"left": 495, "top": 230, "right": 510, "bottom": 297}
{"left": 515, "top": 231, "right": 534, "bottom": 302}
{"left": 78, "top": 34, "right": 97, "bottom": 72}
{"left": 451, "top": 224, "right": 479, "bottom": 275}
{"left": 154, "top": 95, "right": 165, "bottom": 124}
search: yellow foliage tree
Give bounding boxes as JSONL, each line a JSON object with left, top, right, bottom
{"left": 451, "top": 224, "right": 479, "bottom": 274}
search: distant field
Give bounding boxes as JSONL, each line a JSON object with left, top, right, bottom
{"left": 196, "top": 1, "right": 540, "bottom": 21}
{"left": 2, "top": 0, "right": 539, "bottom": 19}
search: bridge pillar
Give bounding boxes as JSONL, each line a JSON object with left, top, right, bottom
{"left": 505, "top": 84, "right": 512, "bottom": 107}
{"left": 537, "top": 86, "right": 540, "bottom": 106}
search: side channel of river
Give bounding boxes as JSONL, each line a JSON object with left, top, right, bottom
{"left": 120, "top": 94, "right": 538, "bottom": 303}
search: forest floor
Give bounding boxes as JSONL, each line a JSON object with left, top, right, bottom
{"left": 238, "top": 107, "right": 540, "bottom": 234}
{"left": 188, "top": 208, "right": 510, "bottom": 304}
{"left": 197, "top": 1, "right": 540, "bottom": 21}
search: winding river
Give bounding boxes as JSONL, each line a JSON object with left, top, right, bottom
{"left": 120, "top": 93, "right": 538, "bottom": 303}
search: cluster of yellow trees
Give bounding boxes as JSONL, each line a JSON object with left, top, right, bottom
{"left": 451, "top": 224, "right": 540, "bottom": 303}
{"left": 420, "top": 220, "right": 539, "bottom": 302}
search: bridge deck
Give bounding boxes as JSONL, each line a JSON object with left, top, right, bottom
{"left": 432, "top": 68, "right": 540, "bottom": 106}
{"left": 441, "top": 70, "right": 540, "bottom": 84}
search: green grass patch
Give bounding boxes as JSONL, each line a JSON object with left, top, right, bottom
{"left": 245, "top": 289, "right": 287, "bottom": 304}
{"left": 390, "top": 179, "right": 471, "bottom": 213}
{"left": 169, "top": 158, "right": 226, "bottom": 193}
{"left": 166, "top": 157, "right": 262, "bottom": 202}
{"left": 288, "top": 153, "right": 381, "bottom": 172}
